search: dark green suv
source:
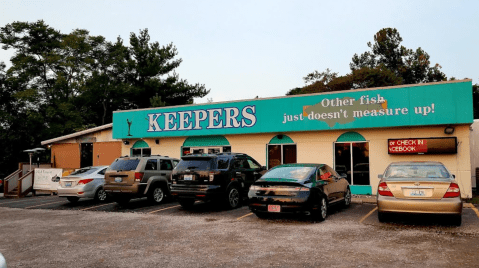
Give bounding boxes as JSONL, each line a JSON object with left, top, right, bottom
{"left": 170, "top": 153, "right": 266, "bottom": 209}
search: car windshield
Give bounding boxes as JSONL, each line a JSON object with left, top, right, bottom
{"left": 109, "top": 159, "right": 140, "bottom": 171}
{"left": 384, "top": 164, "right": 451, "bottom": 180}
{"left": 70, "top": 167, "right": 98, "bottom": 175}
{"left": 176, "top": 158, "right": 215, "bottom": 171}
{"left": 261, "top": 166, "right": 316, "bottom": 181}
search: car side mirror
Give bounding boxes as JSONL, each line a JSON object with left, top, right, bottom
{"left": 261, "top": 166, "right": 267, "bottom": 170}
{"left": 378, "top": 174, "right": 383, "bottom": 179}
{"left": 452, "top": 174, "right": 455, "bottom": 179}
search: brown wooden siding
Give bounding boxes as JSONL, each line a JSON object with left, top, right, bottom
{"left": 52, "top": 143, "right": 80, "bottom": 169}
{"left": 93, "top": 142, "right": 122, "bottom": 166}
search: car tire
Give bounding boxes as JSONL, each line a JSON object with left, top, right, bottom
{"left": 378, "top": 211, "right": 389, "bottom": 223}
{"left": 225, "top": 185, "right": 242, "bottom": 209}
{"left": 451, "top": 215, "right": 462, "bottom": 226}
{"left": 94, "top": 187, "right": 108, "bottom": 202}
{"left": 114, "top": 197, "right": 131, "bottom": 206}
{"left": 178, "top": 199, "right": 195, "bottom": 209}
{"left": 343, "top": 187, "right": 351, "bottom": 208}
{"left": 313, "top": 196, "right": 328, "bottom": 222}
{"left": 67, "top": 197, "right": 80, "bottom": 203}
{"left": 148, "top": 185, "right": 166, "bottom": 204}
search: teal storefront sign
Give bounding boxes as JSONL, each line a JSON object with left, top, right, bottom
{"left": 113, "top": 81, "right": 473, "bottom": 139}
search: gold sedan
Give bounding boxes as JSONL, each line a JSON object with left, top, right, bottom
{"left": 377, "top": 161, "right": 462, "bottom": 226}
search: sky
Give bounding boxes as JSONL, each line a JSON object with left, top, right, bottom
{"left": 0, "top": 0, "right": 478, "bottom": 104}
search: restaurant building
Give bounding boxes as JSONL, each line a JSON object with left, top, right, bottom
{"left": 112, "top": 80, "right": 474, "bottom": 197}
{"left": 41, "top": 123, "right": 121, "bottom": 173}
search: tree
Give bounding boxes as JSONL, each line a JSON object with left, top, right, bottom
{"left": 350, "top": 28, "right": 446, "bottom": 84}
{"left": 125, "top": 29, "right": 209, "bottom": 108}
{"left": 0, "top": 20, "right": 210, "bottom": 174}
{"left": 288, "top": 28, "right": 446, "bottom": 96}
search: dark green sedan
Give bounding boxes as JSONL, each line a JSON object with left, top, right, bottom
{"left": 248, "top": 163, "right": 351, "bottom": 221}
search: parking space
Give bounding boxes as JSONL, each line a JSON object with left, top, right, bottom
{"left": 2, "top": 195, "right": 479, "bottom": 267}
{"left": 1, "top": 195, "right": 479, "bottom": 232}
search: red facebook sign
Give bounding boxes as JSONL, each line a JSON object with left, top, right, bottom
{"left": 388, "top": 139, "right": 428, "bottom": 154}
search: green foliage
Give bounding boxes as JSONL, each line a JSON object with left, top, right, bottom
{"left": 289, "top": 28, "right": 447, "bottom": 96}
{"left": 0, "top": 20, "right": 210, "bottom": 173}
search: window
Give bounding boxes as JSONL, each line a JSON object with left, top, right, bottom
{"left": 247, "top": 158, "right": 261, "bottom": 169}
{"left": 132, "top": 148, "right": 151, "bottom": 157}
{"left": 217, "top": 157, "right": 230, "bottom": 170}
{"left": 98, "top": 168, "right": 107, "bottom": 175}
{"left": 145, "top": 159, "right": 157, "bottom": 171}
{"left": 160, "top": 160, "right": 173, "bottom": 171}
{"left": 172, "top": 160, "right": 180, "bottom": 168}
{"left": 109, "top": 159, "right": 140, "bottom": 171}
{"left": 267, "top": 144, "right": 297, "bottom": 169}
{"left": 233, "top": 158, "right": 248, "bottom": 169}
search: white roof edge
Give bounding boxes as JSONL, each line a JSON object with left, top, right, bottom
{"left": 113, "top": 79, "right": 473, "bottom": 114}
{"left": 41, "top": 123, "right": 113, "bottom": 145}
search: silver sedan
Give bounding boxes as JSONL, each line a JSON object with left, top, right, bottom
{"left": 57, "top": 166, "right": 109, "bottom": 203}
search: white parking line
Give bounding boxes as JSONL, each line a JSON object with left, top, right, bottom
{"left": 25, "top": 200, "right": 66, "bottom": 209}
{"left": 359, "top": 207, "right": 378, "bottom": 224}
{"left": 148, "top": 205, "right": 181, "bottom": 214}
{"left": 237, "top": 212, "right": 253, "bottom": 220}
{"left": 81, "top": 202, "right": 114, "bottom": 211}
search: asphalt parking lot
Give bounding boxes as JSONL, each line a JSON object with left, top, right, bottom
{"left": 0, "top": 195, "right": 479, "bottom": 267}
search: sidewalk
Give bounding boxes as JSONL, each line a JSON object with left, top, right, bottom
{"left": 351, "top": 194, "right": 377, "bottom": 204}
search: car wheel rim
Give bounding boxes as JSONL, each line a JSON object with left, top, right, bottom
{"left": 229, "top": 188, "right": 239, "bottom": 207}
{"left": 98, "top": 189, "right": 107, "bottom": 201}
{"left": 321, "top": 198, "right": 327, "bottom": 219}
{"left": 154, "top": 188, "right": 164, "bottom": 202}
{"left": 345, "top": 189, "right": 351, "bottom": 206}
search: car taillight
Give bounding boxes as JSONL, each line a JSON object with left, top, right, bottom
{"left": 78, "top": 179, "right": 94, "bottom": 185}
{"left": 443, "top": 183, "right": 460, "bottom": 198}
{"left": 135, "top": 172, "right": 144, "bottom": 182}
{"left": 378, "top": 182, "right": 393, "bottom": 196}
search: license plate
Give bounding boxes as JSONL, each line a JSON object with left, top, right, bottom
{"left": 268, "top": 205, "right": 281, "bottom": 213}
{"left": 65, "top": 182, "right": 72, "bottom": 187}
{"left": 115, "top": 177, "right": 122, "bottom": 183}
{"left": 184, "top": 174, "right": 193, "bottom": 181}
{"left": 410, "top": 190, "right": 425, "bottom": 196}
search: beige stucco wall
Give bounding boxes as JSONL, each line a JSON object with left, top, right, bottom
{"left": 120, "top": 124, "right": 472, "bottom": 198}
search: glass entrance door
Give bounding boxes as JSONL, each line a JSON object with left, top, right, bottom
{"left": 334, "top": 142, "right": 370, "bottom": 185}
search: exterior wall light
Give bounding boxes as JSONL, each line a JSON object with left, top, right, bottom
{"left": 444, "top": 126, "right": 455, "bottom": 134}
{"left": 155, "top": 139, "right": 160, "bottom": 144}
{"left": 123, "top": 140, "right": 130, "bottom": 145}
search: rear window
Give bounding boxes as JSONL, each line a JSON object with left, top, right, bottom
{"left": 176, "top": 158, "right": 215, "bottom": 171}
{"left": 261, "top": 166, "right": 316, "bottom": 181}
{"left": 384, "top": 164, "right": 451, "bottom": 180}
{"left": 70, "top": 167, "right": 99, "bottom": 175}
{"left": 109, "top": 159, "right": 140, "bottom": 171}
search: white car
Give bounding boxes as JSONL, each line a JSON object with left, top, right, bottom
{"left": 57, "top": 166, "right": 109, "bottom": 203}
